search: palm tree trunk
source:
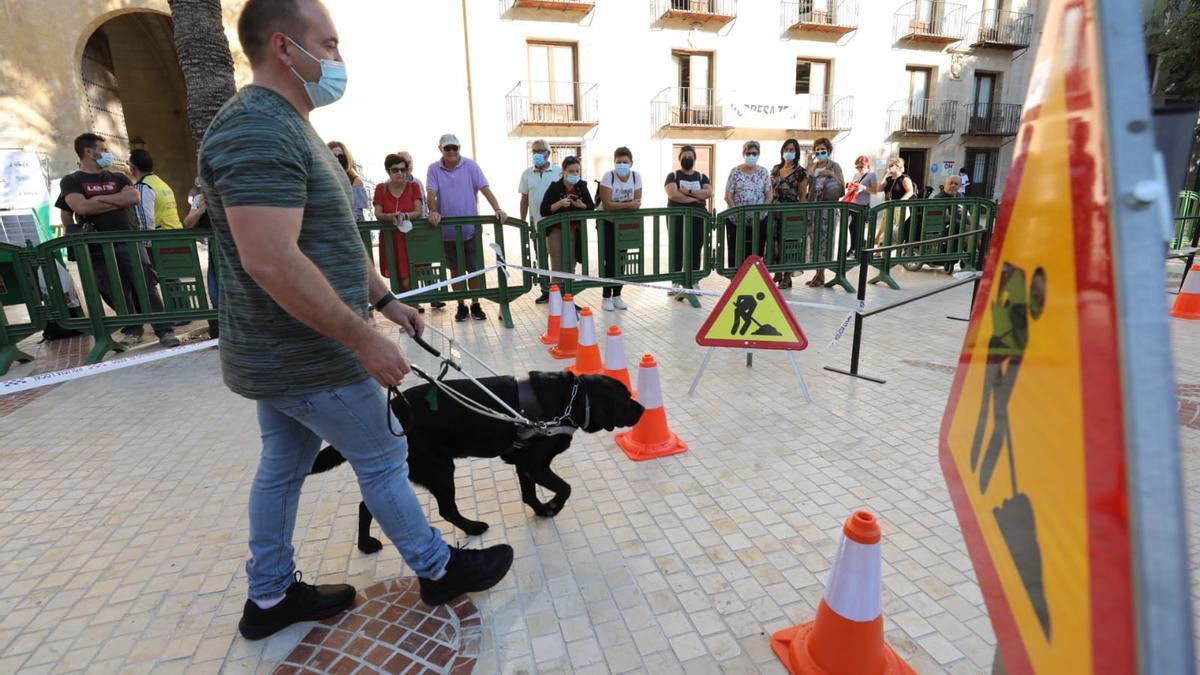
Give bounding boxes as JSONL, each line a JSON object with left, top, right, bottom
{"left": 167, "top": 0, "right": 237, "bottom": 143}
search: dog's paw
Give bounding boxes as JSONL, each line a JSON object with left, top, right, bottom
{"left": 460, "top": 520, "right": 489, "bottom": 536}
{"left": 357, "top": 536, "right": 384, "bottom": 555}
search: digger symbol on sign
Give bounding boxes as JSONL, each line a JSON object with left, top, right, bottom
{"left": 731, "top": 292, "right": 783, "bottom": 337}
{"left": 970, "top": 262, "right": 1051, "bottom": 640}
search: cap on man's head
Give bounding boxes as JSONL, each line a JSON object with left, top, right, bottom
{"left": 438, "top": 134, "right": 461, "bottom": 148}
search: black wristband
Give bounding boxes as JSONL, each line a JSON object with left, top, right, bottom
{"left": 372, "top": 294, "right": 396, "bottom": 312}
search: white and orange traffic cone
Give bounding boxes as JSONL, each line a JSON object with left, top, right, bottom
{"left": 548, "top": 293, "right": 579, "bottom": 360}
{"left": 602, "top": 325, "right": 634, "bottom": 396}
{"left": 566, "top": 308, "right": 603, "bottom": 375}
{"left": 1170, "top": 263, "right": 1200, "bottom": 319}
{"left": 615, "top": 355, "right": 687, "bottom": 461}
{"left": 771, "top": 511, "right": 915, "bottom": 675}
{"left": 540, "top": 285, "right": 563, "bottom": 344}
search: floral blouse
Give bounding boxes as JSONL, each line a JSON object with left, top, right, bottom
{"left": 726, "top": 166, "right": 771, "bottom": 206}
{"left": 770, "top": 165, "right": 808, "bottom": 204}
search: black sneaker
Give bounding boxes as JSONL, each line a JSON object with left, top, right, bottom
{"left": 238, "top": 571, "right": 356, "bottom": 641}
{"left": 455, "top": 304, "right": 469, "bottom": 322}
{"left": 470, "top": 302, "right": 486, "bottom": 321}
{"left": 158, "top": 333, "right": 181, "bottom": 348}
{"left": 431, "top": 301, "right": 447, "bottom": 309}
{"left": 418, "top": 544, "right": 514, "bottom": 606}
{"left": 534, "top": 291, "right": 550, "bottom": 304}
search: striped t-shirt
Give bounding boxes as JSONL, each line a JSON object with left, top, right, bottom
{"left": 199, "top": 86, "right": 369, "bottom": 399}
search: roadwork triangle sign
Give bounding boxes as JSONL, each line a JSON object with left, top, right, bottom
{"left": 695, "top": 256, "right": 807, "bottom": 350}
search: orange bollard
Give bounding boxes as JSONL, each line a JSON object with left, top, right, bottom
{"left": 601, "top": 325, "right": 634, "bottom": 396}
{"left": 770, "top": 511, "right": 915, "bottom": 675}
{"left": 615, "top": 355, "right": 687, "bottom": 461}
{"left": 548, "top": 294, "right": 578, "bottom": 360}
{"left": 540, "top": 285, "right": 563, "bottom": 344}
{"left": 566, "top": 308, "right": 603, "bottom": 375}
{"left": 1170, "top": 263, "right": 1200, "bottom": 319}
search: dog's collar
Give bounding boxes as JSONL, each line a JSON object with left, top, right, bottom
{"left": 515, "top": 377, "right": 587, "bottom": 439}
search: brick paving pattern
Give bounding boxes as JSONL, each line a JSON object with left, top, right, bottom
{"left": 276, "top": 578, "right": 479, "bottom": 674}
{"left": 1, "top": 264, "right": 1197, "bottom": 674}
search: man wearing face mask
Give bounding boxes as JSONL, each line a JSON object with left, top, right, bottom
{"left": 56, "top": 133, "right": 180, "bottom": 348}
{"left": 518, "top": 140, "right": 560, "bottom": 303}
{"left": 199, "top": 0, "right": 513, "bottom": 641}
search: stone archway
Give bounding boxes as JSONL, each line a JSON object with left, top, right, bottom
{"left": 80, "top": 10, "right": 195, "bottom": 217}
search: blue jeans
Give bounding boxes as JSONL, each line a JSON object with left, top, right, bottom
{"left": 247, "top": 377, "right": 450, "bottom": 601}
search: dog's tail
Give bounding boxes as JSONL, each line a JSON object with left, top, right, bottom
{"left": 310, "top": 446, "right": 348, "bottom": 474}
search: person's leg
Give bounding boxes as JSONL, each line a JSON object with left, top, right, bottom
{"left": 547, "top": 227, "right": 564, "bottom": 273}
{"left": 133, "top": 244, "right": 176, "bottom": 338}
{"left": 247, "top": 398, "right": 326, "bottom": 602}
{"left": 292, "top": 379, "right": 451, "bottom": 577}
{"left": 669, "top": 215, "right": 683, "bottom": 275}
{"left": 725, "top": 221, "right": 737, "bottom": 268}
{"left": 601, "top": 220, "right": 615, "bottom": 299}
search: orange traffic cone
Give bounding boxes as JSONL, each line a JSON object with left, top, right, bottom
{"left": 566, "top": 308, "right": 603, "bottom": 375}
{"left": 1170, "top": 264, "right": 1200, "bottom": 319}
{"left": 548, "top": 294, "right": 578, "bottom": 360}
{"left": 771, "top": 511, "right": 915, "bottom": 675}
{"left": 540, "top": 285, "right": 563, "bottom": 345}
{"left": 602, "top": 325, "right": 634, "bottom": 396}
{"left": 615, "top": 355, "right": 687, "bottom": 461}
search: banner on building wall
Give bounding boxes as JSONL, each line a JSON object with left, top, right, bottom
{"left": 0, "top": 151, "right": 53, "bottom": 243}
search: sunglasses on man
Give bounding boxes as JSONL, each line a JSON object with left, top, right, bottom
{"left": 442, "top": 145, "right": 460, "bottom": 153}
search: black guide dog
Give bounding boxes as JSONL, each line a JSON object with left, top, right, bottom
{"left": 310, "top": 371, "right": 643, "bottom": 552}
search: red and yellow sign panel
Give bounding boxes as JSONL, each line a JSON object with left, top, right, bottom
{"left": 696, "top": 255, "right": 807, "bottom": 351}
{"left": 938, "top": 1, "right": 1133, "bottom": 673}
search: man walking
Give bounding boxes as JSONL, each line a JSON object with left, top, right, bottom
{"left": 56, "top": 133, "right": 179, "bottom": 348}
{"left": 518, "top": 139, "right": 560, "bottom": 304}
{"left": 129, "top": 149, "right": 183, "bottom": 230}
{"left": 200, "top": 0, "right": 512, "bottom": 641}
{"left": 426, "top": 134, "right": 507, "bottom": 322}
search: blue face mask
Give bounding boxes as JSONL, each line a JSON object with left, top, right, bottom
{"left": 745, "top": 155, "right": 758, "bottom": 167}
{"left": 615, "top": 163, "right": 632, "bottom": 178}
{"left": 566, "top": 174, "right": 581, "bottom": 186}
{"left": 815, "top": 151, "right": 829, "bottom": 161}
{"left": 287, "top": 37, "right": 347, "bottom": 108}
{"left": 532, "top": 153, "right": 547, "bottom": 167}
{"left": 96, "top": 152, "right": 113, "bottom": 169}
{"left": 782, "top": 152, "right": 796, "bottom": 163}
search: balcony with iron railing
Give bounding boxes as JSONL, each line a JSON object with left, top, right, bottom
{"left": 653, "top": 0, "right": 736, "bottom": 27}
{"left": 651, "top": 87, "right": 731, "bottom": 130}
{"left": 887, "top": 98, "right": 958, "bottom": 135}
{"left": 792, "top": 95, "right": 854, "bottom": 132}
{"left": 962, "top": 102, "right": 1022, "bottom": 136}
{"left": 893, "top": 1, "right": 967, "bottom": 44}
{"left": 967, "top": 9, "right": 1034, "bottom": 50}
{"left": 500, "top": 0, "right": 595, "bottom": 16}
{"left": 781, "top": 0, "right": 858, "bottom": 36}
{"left": 506, "top": 81, "right": 599, "bottom": 131}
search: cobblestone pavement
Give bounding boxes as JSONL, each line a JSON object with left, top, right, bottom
{"left": 2, "top": 263, "right": 1197, "bottom": 674}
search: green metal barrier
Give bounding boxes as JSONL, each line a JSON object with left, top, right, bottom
{"left": 0, "top": 242, "right": 47, "bottom": 374}
{"left": 1173, "top": 190, "right": 1199, "bottom": 251}
{"left": 37, "top": 229, "right": 217, "bottom": 363}
{"left": 534, "top": 207, "right": 713, "bottom": 307}
{"left": 360, "top": 215, "right": 534, "bottom": 328}
{"left": 713, "top": 202, "right": 865, "bottom": 293}
{"left": 864, "top": 197, "right": 997, "bottom": 289}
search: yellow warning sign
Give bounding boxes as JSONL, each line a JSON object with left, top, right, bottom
{"left": 695, "top": 256, "right": 807, "bottom": 350}
{"left": 938, "top": 1, "right": 1134, "bottom": 673}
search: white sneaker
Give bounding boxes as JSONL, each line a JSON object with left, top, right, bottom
{"left": 602, "top": 298, "right": 615, "bottom": 311}
{"left": 666, "top": 284, "right": 682, "bottom": 298}
{"left": 612, "top": 297, "right": 628, "bottom": 310}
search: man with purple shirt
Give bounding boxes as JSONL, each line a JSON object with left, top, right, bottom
{"left": 426, "top": 133, "right": 507, "bottom": 322}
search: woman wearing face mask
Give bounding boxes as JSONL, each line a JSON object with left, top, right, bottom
{"left": 879, "top": 157, "right": 916, "bottom": 245}
{"left": 724, "top": 140, "right": 773, "bottom": 267}
{"left": 597, "top": 147, "right": 641, "bottom": 311}
{"left": 842, "top": 155, "right": 879, "bottom": 258}
{"left": 540, "top": 156, "right": 595, "bottom": 275}
{"left": 804, "top": 138, "right": 845, "bottom": 288}
{"left": 327, "top": 141, "right": 369, "bottom": 222}
{"left": 769, "top": 138, "right": 808, "bottom": 288}
{"left": 373, "top": 152, "right": 423, "bottom": 308}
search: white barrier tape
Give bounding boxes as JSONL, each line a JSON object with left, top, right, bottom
{"left": 499, "top": 259, "right": 854, "bottom": 314}
{"left": 826, "top": 311, "right": 856, "bottom": 351}
{"left": 392, "top": 264, "right": 500, "bottom": 300}
{"left": 0, "top": 339, "right": 218, "bottom": 397}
